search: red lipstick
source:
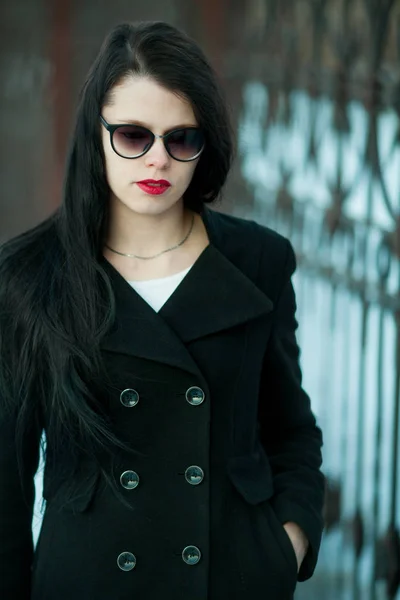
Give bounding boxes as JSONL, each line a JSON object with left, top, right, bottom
{"left": 136, "top": 179, "right": 171, "bottom": 196}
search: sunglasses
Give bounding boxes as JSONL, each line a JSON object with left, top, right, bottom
{"left": 100, "top": 115, "right": 205, "bottom": 162}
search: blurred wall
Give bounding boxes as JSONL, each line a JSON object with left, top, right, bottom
{"left": 0, "top": 0, "right": 231, "bottom": 241}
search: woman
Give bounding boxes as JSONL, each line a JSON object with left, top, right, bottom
{"left": 0, "top": 21, "right": 325, "bottom": 600}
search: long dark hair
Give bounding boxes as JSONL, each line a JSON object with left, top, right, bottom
{"left": 0, "top": 21, "right": 234, "bottom": 507}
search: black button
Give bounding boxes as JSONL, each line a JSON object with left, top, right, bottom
{"left": 117, "top": 551, "right": 136, "bottom": 571}
{"left": 182, "top": 545, "right": 201, "bottom": 565}
{"left": 120, "top": 389, "right": 139, "bottom": 407}
{"left": 120, "top": 470, "right": 140, "bottom": 490}
{"left": 185, "top": 466, "right": 204, "bottom": 485}
{"left": 185, "top": 386, "right": 205, "bottom": 406}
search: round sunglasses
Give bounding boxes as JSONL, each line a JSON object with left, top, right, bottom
{"left": 100, "top": 115, "right": 205, "bottom": 162}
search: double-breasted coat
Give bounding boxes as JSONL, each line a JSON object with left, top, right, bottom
{"left": 1, "top": 206, "right": 325, "bottom": 600}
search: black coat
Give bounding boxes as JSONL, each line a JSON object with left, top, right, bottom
{"left": 1, "top": 207, "right": 325, "bottom": 600}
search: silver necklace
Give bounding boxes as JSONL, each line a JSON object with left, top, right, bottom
{"left": 104, "top": 213, "right": 195, "bottom": 260}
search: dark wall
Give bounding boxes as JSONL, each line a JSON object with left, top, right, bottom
{"left": 0, "top": 0, "right": 232, "bottom": 241}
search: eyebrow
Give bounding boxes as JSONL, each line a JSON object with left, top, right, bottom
{"left": 113, "top": 118, "right": 199, "bottom": 132}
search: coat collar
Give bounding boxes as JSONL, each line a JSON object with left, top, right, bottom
{"left": 99, "top": 207, "right": 273, "bottom": 378}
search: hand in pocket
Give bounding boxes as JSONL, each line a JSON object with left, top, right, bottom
{"left": 282, "top": 521, "right": 309, "bottom": 572}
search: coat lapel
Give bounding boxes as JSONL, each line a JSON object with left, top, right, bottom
{"left": 158, "top": 243, "right": 272, "bottom": 342}
{"left": 99, "top": 207, "right": 273, "bottom": 378}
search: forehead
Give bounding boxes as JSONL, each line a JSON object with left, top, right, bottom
{"left": 104, "top": 76, "right": 197, "bottom": 128}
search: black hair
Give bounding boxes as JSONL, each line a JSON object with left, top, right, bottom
{"left": 0, "top": 21, "right": 234, "bottom": 509}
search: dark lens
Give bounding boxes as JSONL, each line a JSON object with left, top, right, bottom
{"left": 166, "top": 129, "right": 204, "bottom": 160}
{"left": 113, "top": 126, "right": 153, "bottom": 157}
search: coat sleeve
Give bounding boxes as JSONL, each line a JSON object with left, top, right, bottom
{"left": 0, "top": 405, "right": 42, "bottom": 598}
{"left": 258, "top": 237, "right": 325, "bottom": 582}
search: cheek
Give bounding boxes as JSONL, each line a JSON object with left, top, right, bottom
{"left": 180, "top": 163, "right": 198, "bottom": 186}
{"left": 104, "top": 153, "right": 132, "bottom": 186}
{"left": 102, "top": 136, "right": 131, "bottom": 186}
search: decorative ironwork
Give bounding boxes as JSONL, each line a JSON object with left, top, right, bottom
{"left": 221, "top": 1, "right": 400, "bottom": 598}
{"left": 375, "top": 526, "right": 400, "bottom": 599}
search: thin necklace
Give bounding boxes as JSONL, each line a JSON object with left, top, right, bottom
{"left": 104, "top": 212, "right": 195, "bottom": 260}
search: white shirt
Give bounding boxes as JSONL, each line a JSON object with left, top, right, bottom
{"left": 128, "top": 265, "right": 193, "bottom": 312}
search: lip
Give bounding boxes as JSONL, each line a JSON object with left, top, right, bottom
{"left": 136, "top": 181, "right": 171, "bottom": 196}
{"left": 137, "top": 179, "right": 171, "bottom": 186}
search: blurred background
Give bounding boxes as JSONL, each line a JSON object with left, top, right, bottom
{"left": 1, "top": 1, "right": 400, "bottom": 598}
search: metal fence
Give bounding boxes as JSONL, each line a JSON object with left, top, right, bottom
{"left": 224, "top": 1, "right": 400, "bottom": 598}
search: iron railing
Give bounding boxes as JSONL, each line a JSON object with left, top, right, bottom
{"left": 222, "top": 1, "right": 400, "bottom": 598}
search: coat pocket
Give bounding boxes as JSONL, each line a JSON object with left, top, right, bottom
{"left": 260, "top": 500, "right": 299, "bottom": 577}
{"left": 226, "top": 445, "right": 274, "bottom": 504}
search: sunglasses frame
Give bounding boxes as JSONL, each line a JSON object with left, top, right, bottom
{"left": 100, "top": 115, "right": 205, "bottom": 162}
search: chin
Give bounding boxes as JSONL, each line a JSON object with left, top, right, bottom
{"left": 119, "top": 196, "right": 182, "bottom": 216}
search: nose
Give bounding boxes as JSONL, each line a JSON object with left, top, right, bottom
{"left": 144, "top": 136, "right": 170, "bottom": 169}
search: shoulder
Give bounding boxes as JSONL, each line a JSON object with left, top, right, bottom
{"left": 208, "top": 208, "right": 294, "bottom": 269}
{"left": 0, "top": 213, "right": 60, "bottom": 303}
{"left": 0, "top": 212, "right": 59, "bottom": 260}
{"left": 206, "top": 208, "right": 297, "bottom": 302}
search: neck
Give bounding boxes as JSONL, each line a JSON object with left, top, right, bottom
{"left": 105, "top": 200, "right": 193, "bottom": 257}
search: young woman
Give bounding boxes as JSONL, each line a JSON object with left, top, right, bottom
{"left": 0, "top": 21, "right": 325, "bottom": 600}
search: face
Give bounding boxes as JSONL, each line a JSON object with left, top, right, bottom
{"left": 100, "top": 76, "right": 201, "bottom": 217}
